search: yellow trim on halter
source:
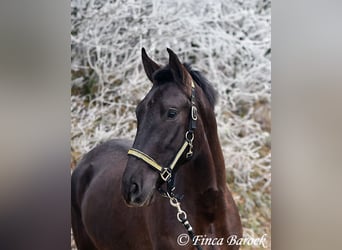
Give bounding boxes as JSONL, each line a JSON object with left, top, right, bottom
{"left": 127, "top": 141, "right": 189, "bottom": 177}
{"left": 168, "top": 141, "right": 189, "bottom": 170}
{"left": 127, "top": 149, "right": 163, "bottom": 172}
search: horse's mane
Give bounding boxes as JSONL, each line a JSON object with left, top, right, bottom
{"left": 152, "top": 63, "right": 217, "bottom": 109}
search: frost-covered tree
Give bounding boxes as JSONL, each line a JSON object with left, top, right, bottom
{"left": 71, "top": 0, "right": 271, "bottom": 247}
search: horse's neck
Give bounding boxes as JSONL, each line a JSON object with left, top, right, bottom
{"left": 172, "top": 98, "right": 241, "bottom": 238}
{"left": 181, "top": 114, "right": 227, "bottom": 194}
{"left": 177, "top": 116, "right": 231, "bottom": 235}
{"left": 197, "top": 111, "right": 226, "bottom": 190}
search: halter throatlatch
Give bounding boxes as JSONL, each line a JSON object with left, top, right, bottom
{"left": 127, "top": 81, "right": 202, "bottom": 250}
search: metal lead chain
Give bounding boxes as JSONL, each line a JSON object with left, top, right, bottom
{"left": 168, "top": 196, "right": 202, "bottom": 250}
{"left": 169, "top": 197, "right": 188, "bottom": 224}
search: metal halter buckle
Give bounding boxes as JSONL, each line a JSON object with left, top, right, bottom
{"left": 191, "top": 106, "right": 198, "bottom": 120}
{"left": 160, "top": 168, "right": 172, "bottom": 181}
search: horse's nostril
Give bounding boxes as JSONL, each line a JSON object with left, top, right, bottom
{"left": 130, "top": 182, "right": 139, "bottom": 195}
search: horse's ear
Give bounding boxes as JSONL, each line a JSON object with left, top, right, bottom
{"left": 142, "top": 48, "right": 160, "bottom": 83}
{"left": 167, "top": 48, "right": 192, "bottom": 93}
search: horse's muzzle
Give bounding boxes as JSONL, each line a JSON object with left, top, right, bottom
{"left": 121, "top": 167, "right": 156, "bottom": 207}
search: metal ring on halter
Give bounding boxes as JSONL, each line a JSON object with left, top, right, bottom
{"left": 185, "top": 131, "right": 194, "bottom": 142}
{"left": 160, "top": 168, "right": 172, "bottom": 182}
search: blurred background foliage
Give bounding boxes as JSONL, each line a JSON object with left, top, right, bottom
{"left": 71, "top": 0, "right": 270, "bottom": 248}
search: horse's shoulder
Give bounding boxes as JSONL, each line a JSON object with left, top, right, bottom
{"left": 196, "top": 188, "right": 227, "bottom": 222}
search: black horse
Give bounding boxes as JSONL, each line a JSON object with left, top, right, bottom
{"left": 71, "top": 48, "right": 242, "bottom": 249}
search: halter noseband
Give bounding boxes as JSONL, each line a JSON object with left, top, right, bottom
{"left": 127, "top": 81, "right": 197, "bottom": 186}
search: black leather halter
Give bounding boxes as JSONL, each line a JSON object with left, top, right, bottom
{"left": 127, "top": 81, "right": 197, "bottom": 196}
{"left": 127, "top": 81, "right": 202, "bottom": 250}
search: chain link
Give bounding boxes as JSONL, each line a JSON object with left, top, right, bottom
{"left": 169, "top": 197, "right": 188, "bottom": 222}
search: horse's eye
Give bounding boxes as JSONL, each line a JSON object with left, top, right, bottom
{"left": 167, "top": 108, "right": 178, "bottom": 119}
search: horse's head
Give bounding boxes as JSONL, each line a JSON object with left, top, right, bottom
{"left": 121, "top": 48, "right": 197, "bottom": 207}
